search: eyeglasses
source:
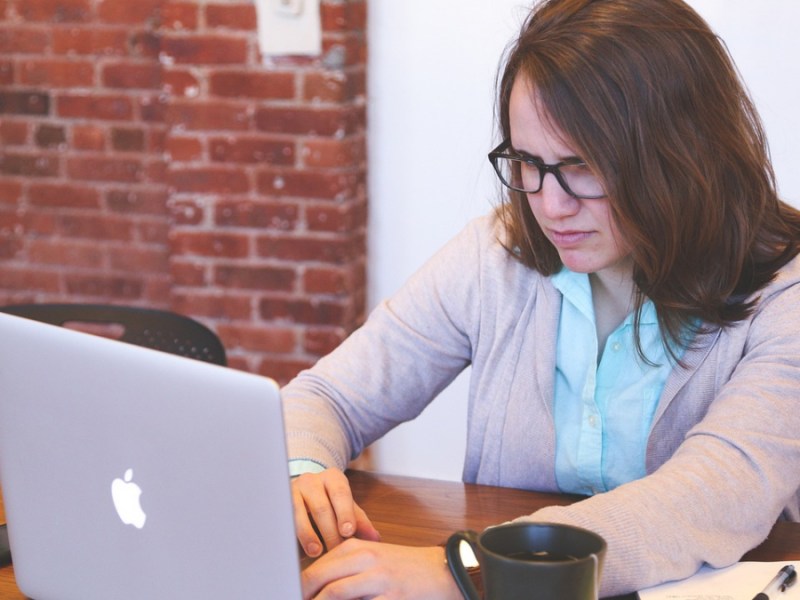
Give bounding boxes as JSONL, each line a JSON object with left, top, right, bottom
{"left": 488, "top": 139, "right": 606, "bottom": 199}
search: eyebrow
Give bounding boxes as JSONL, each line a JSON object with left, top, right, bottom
{"left": 510, "top": 145, "right": 586, "bottom": 165}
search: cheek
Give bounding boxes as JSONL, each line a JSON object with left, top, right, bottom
{"left": 603, "top": 211, "right": 630, "bottom": 254}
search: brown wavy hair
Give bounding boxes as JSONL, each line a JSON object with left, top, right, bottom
{"left": 496, "top": 0, "right": 800, "bottom": 357}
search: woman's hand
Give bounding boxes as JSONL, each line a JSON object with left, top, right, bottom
{"left": 292, "top": 468, "right": 381, "bottom": 557}
{"left": 302, "top": 538, "right": 462, "bottom": 600}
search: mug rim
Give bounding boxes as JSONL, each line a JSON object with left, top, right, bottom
{"left": 479, "top": 522, "right": 607, "bottom": 564}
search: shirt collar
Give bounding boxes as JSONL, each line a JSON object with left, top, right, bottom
{"left": 551, "top": 267, "right": 658, "bottom": 326}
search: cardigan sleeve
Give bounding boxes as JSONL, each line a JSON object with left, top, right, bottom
{"left": 520, "top": 277, "right": 800, "bottom": 597}
{"left": 280, "top": 217, "right": 490, "bottom": 470}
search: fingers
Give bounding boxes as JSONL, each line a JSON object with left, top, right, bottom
{"left": 301, "top": 540, "right": 460, "bottom": 600}
{"left": 292, "top": 469, "right": 375, "bottom": 557}
{"left": 354, "top": 503, "right": 381, "bottom": 542}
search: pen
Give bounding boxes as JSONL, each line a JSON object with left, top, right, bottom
{"left": 752, "top": 565, "right": 797, "bottom": 600}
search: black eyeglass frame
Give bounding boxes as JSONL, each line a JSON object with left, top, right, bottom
{"left": 488, "top": 139, "right": 607, "bottom": 200}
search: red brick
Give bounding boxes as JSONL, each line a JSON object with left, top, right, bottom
{"left": 301, "top": 136, "right": 365, "bottom": 168}
{"left": 0, "top": 234, "right": 23, "bottom": 259}
{"left": 57, "top": 214, "right": 134, "bottom": 240}
{"left": 171, "top": 260, "right": 207, "bottom": 286}
{"left": 0, "top": 27, "right": 50, "bottom": 53}
{"left": 210, "top": 137, "right": 294, "bottom": 165}
{"left": 303, "top": 266, "right": 355, "bottom": 295}
{"left": 166, "top": 135, "right": 203, "bottom": 161}
{"left": 0, "top": 180, "right": 23, "bottom": 204}
{"left": 67, "top": 156, "right": 144, "bottom": 183}
{"left": 163, "top": 69, "right": 201, "bottom": 96}
{"left": 216, "top": 323, "right": 296, "bottom": 353}
{"left": 65, "top": 275, "right": 144, "bottom": 299}
{"left": 52, "top": 28, "right": 129, "bottom": 55}
{"left": 28, "top": 240, "right": 104, "bottom": 268}
{"left": 0, "top": 153, "right": 60, "bottom": 177}
{"left": 257, "top": 235, "right": 360, "bottom": 264}
{"left": 72, "top": 124, "right": 107, "bottom": 150}
{"left": 28, "top": 182, "right": 101, "bottom": 209}
{"left": 106, "top": 188, "right": 167, "bottom": 215}
{"left": 0, "top": 206, "right": 22, "bottom": 228}
{"left": 303, "top": 70, "right": 364, "bottom": 103}
{"left": 169, "top": 166, "right": 249, "bottom": 194}
{"left": 20, "top": 211, "right": 57, "bottom": 235}
{"left": 19, "top": 58, "right": 95, "bottom": 87}
{"left": 214, "top": 264, "right": 296, "bottom": 291}
{"left": 214, "top": 199, "right": 298, "bottom": 230}
{"left": 259, "top": 296, "right": 347, "bottom": 326}
{"left": 0, "top": 267, "right": 61, "bottom": 293}
{"left": 304, "top": 327, "right": 347, "bottom": 355}
{"left": 307, "top": 201, "right": 366, "bottom": 233}
{"left": 161, "top": 35, "right": 248, "bottom": 65}
{"left": 321, "top": 34, "right": 366, "bottom": 68}
{"left": 209, "top": 70, "right": 295, "bottom": 100}
{"left": 167, "top": 100, "right": 251, "bottom": 131}
{"left": 18, "top": 0, "right": 92, "bottom": 23}
{"left": 256, "top": 357, "right": 313, "bottom": 386}
{"left": 170, "top": 231, "right": 250, "bottom": 258}
{"left": 130, "top": 31, "right": 161, "bottom": 59}
{"left": 169, "top": 199, "right": 205, "bottom": 225}
{"left": 205, "top": 4, "right": 256, "bottom": 30}
{"left": 255, "top": 106, "right": 363, "bottom": 136}
{"left": 57, "top": 94, "right": 133, "bottom": 121}
{"left": 256, "top": 169, "right": 362, "bottom": 200}
{"left": 0, "top": 91, "right": 51, "bottom": 115}
{"left": 102, "top": 62, "right": 161, "bottom": 89}
{"left": 109, "top": 247, "right": 169, "bottom": 272}
{"left": 321, "top": 2, "right": 366, "bottom": 33}
{"left": 0, "top": 60, "right": 12, "bottom": 85}
{"left": 136, "top": 218, "right": 169, "bottom": 243}
{"left": 161, "top": 2, "right": 199, "bottom": 31}
{"left": 148, "top": 126, "right": 167, "bottom": 153}
{"left": 146, "top": 156, "right": 167, "bottom": 184}
{"left": 21, "top": 211, "right": 58, "bottom": 237}
{"left": 110, "top": 127, "right": 146, "bottom": 152}
{"left": 35, "top": 124, "right": 67, "bottom": 148}
{"left": 0, "top": 120, "right": 29, "bottom": 145}
{"left": 170, "top": 292, "right": 252, "bottom": 320}
{"left": 138, "top": 94, "right": 167, "bottom": 123}
{"left": 97, "top": 0, "right": 161, "bottom": 24}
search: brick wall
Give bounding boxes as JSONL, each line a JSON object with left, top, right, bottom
{"left": 0, "top": 0, "right": 368, "bottom": 383}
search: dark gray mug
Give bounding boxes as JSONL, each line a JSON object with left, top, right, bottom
{"left": 446, "top": 522, "right": 606, "bottom": 600}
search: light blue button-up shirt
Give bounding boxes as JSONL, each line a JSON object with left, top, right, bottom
{"left": 551, "top": 268, "right": 675, "bottom": 496}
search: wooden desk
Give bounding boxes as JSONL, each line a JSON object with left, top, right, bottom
{"left": 2, "top": 472, "right": 799, "bottom": 599}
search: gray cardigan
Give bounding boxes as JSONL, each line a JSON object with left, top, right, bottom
{"left": 282, "top": 214, "right": 800, "bottom": 596}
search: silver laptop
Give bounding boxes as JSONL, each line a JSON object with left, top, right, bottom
{"left": 0, "top": 312, "right": 302, "bottom": 600}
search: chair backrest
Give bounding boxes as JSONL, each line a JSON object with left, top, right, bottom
{"left": 0, "top": 303, "right": 227, "bottom": 366}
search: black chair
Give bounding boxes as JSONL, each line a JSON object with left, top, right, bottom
{"left": 0, "top": 303, "right": 227, "bottom": 366}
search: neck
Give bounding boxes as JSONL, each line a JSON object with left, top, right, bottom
{"left": 589, "top": 263, "right": 636, "bottom": 358}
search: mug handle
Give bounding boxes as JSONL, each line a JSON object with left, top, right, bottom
{"left": 445, "top": 530, "right": 481, "bottom": 600}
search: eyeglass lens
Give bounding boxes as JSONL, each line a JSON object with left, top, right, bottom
{"left": 495, "top": 156, "right": 604, "bottom": 198}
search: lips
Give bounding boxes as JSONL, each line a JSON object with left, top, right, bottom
{"left": 548, "top": 229, "right": 594, "bottom": 247}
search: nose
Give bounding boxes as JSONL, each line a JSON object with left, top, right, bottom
{"left": 533, "top": 171, "right": 580, "bottom": 219}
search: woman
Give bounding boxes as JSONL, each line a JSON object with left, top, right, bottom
{"left": 282, "top": 0, "right": 800, "bottom": 597}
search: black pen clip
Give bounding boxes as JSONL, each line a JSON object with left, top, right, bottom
{"left": 780, "top": 566, "right": 797, "bottom": 592}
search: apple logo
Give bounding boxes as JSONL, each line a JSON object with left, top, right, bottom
{"left": 111, "top": 468, "right": 147, "bottom": 529}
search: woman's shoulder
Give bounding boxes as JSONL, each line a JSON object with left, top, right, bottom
{"left": 759, "top": 252, "right": 800, "bottom": 299}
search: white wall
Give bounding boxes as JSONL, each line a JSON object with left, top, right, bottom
{"left": 366, "top": 1, "right": 800, "bottom": 481}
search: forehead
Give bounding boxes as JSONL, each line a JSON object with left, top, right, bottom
{"left": 509, "top": 75, "right": 577, "bottom": 156}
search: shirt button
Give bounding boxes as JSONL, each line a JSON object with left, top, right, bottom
{"left": 588, "top": 415, "right": 597, "bottom": 428}
{"left": 611, "top": 342, "right": 622, "bottom": 352}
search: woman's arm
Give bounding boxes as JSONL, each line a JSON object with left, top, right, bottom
{"left": 523, "top": 279, "right": 800, "bottom": 596}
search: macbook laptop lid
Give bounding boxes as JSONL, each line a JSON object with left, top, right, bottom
{"left": 0, "top": 312, "right": 302, "bottom": 600}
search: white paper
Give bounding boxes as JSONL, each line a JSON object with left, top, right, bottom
{"left": 638, "top": 561, "right": 800, "bottom": 600}
{"left": 254, "top": 0, "right": 322, "bottom": 57}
